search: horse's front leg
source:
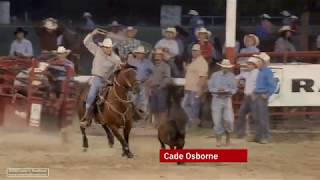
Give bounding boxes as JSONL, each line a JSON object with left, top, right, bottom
{"left": 101, "top": 124, "right": 114, "bottom": 148}
{"left": 109, "top": 125, "right": 133, "bottom": 158}
{"left": 123, "top": 121, "right": 133, "bottom": 156}
{"left": 80, "top": 127, "right": 89, "bottom": 152}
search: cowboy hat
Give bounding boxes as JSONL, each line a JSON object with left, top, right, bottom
{"left": 188, "top": 10, "right": 199, "bottom": 16}
{"left": 14, "top": 27, "right": 28, "bottom": 35}
{"left": 192, "top": 44, "right": 201, "bottom": 51}
{"left": 253, "top": 52, "right": 270, "bottom": 64}
{"left": 153, "top": 48, "right": 164, "bottom": 55}
{"left": 247, "top": 57, "right": 259, "bottom": 66}
{"left": 280, "top": 10, "right": 291, "bottom": 17}
{"left": 43, "top": 18, "right": 58, "bottom": 30}
{"left": 196, "top": 27, "right": 212, "bottom": 38}
{"left": 278, "top": 25, "right": 295, "bottom": 33}
{"left": 217, "top": 59, "right": 234, "bottom": 68}
{"left": 98, "top": 38, "right": 113, "bottom": 47}
{"left": 290, "top": 15, "right": 298, "bottom": 20}
{"left": 125, "top": 26, "right": 138, "bottom": 34}
{"left": 162, "top": 27, "right": 177, "bottom": 37}
{"left": 133, "top": 46, "right": 145, "bottom": 54}
{"left": 243, "top": 34, "right": 260, "bottom": 47}
{"left": 83, "top": 12, "right": 92, "bottom": 17}
{"left": 52, "top": 46, "right": 71, "bottom": 54}
{"left": 260, "top": 14, "right": 271, "bottom": 19}
{"left": 110, "top": 21, "right": 121, "bottom": 27}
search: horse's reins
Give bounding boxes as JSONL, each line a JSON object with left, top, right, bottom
{"left": 99, "top": 68, "right": 137, "bottom": 126}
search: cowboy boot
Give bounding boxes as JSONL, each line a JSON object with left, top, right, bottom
{"left": 80, "top": 107, "right": 93, "bottom": 128}
{"left": 216, "top": 135, "right": 222, "bottom": 147}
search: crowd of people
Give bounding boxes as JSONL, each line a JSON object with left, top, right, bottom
{"left": 4, "top": 9, "right": 319, "bottom": 146}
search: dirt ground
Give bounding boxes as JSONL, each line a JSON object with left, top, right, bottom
{"left": 0, "top": 120, "right": 320, "bottom": 180}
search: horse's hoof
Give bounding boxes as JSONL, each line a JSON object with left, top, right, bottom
{"left": 108, "top": 143, "right": 114, "bottom": 148}
{"left": 83, "top": 148, "right": 88, "bottom": 152}
{"left": 126, "top": 152, "right": 134, "bottom": 158}
{"left": 177, "top": 162, "right": 185, "bottom": 165}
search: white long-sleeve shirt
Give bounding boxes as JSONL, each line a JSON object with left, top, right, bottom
{"left": 9, "top": 39, "right": 33, "bottom": 57}
{"left": 83, "top": 33, "right": 121, "bottom": 78}
{"left": 236, "top": 69, "right": 259, "bottom": 95}
{"left": 154, "top": 38, "right": 179, "bottom": 57}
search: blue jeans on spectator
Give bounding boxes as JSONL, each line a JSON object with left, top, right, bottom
{"left": 211, "top": 97, "right": 234, "bottom": 135}
{"left": 253, "top": 93, "right": 271, "bottom": 141}
{"left": 181, "top": 90, "right": 201, "bottom": 123}
{"left": 86, "top": 76, "right": 104, "bottom": 110}
{"left": 134, "top": 84, "right": 149, "bottom": 113}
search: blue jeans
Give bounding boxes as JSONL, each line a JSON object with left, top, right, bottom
{"left": 211, "top": 97, "right": 234, "bottom": 135}
{"left": 86, "top": 76, "right": 104, "bottom": 110}
{"left": 181, "top": 90, "right": 201, "bottom": 122}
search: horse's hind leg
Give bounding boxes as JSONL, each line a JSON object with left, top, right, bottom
{"left": 102, "top": 124, "right": 114, "bottom": 148}
{"left": 109, "top": 125, "right": 133, "bottom": 158}
{"left": 80, "top": 127, "right": 89, "bottom": 152}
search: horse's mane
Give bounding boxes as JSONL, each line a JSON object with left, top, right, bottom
{"left": 114, "top": 64, "right": 137, "bottom": 76}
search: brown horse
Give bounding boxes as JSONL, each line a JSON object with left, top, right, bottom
{"left": 78, "top": 64, "right": 139, "bottom": 158}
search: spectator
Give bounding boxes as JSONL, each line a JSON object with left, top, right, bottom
{"left": 252, "top": 52, "right": 277, "bottom": 144}
{"left": 9, "top": 27, "right": 33, "bottom": 58}
{"left": 255, "top": 14, "right": 273, "bottom": 41}
{"left": 280, "top": 10, "right": 291, "bottom": 26}
{"left": 128, "top": 46, "right": 153, "bottom": 117}
{"left": 82, "top": 12, "right": 97, "bottom": 32}
{"left": 155, "top": 27, "right": 179, "bottom": 59}
{"left": 163, "top": 48, "right": 182, "bottom": 78}
{"left": 107, "top": 21, "right": 126, "bottom": 46}
{"left": 275, "top": 26, "right": 296, "bottom": 52}
{"left": 182, "top": 44, "right": 208, "bottom": 128}
{"left": 188, "top": 10, "right": 204, "bottom": 41}
{"left": 146, "top": 48, "right": 171, "bottom": 128}
{"left": 49, "top": 46, "right": 75, "bottom": 99}
{"left": 208, "top": 59, "right": 237, "bottom": 147}
{"left": 35, "top": 18, "right": 65, "bottom": 52}
{"left": 117, "top": 26, "right": 141, "bottom": 60}
{"left": 239, "top": 34, "right": 260, "bottom": 67}
{"left": 289, "top": 15, "right": 299, "bottom": 32}
{"left": 192, "top": 27, "right": 214, "bottom": 63}
{"left": 235, "top": 57, "right": 259, "bottom": 138}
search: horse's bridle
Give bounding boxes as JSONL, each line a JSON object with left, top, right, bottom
{"left": 113, "top": 68, "right": 139, "bottom": 103}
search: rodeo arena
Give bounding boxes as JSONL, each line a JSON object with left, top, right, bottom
{"left": 0, "top": 0, "right": 320, "bottom": 179}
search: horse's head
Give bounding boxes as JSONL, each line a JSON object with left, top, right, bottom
{"left": 114, "top": 63, "right": 139, "bottom": 93}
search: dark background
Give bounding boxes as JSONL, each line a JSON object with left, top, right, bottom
{"left": 2, "top": 0, "right": 320, "bottom": 25}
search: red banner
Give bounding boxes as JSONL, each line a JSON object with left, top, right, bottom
{"left": 159, "top": 149, "right": 247, "bottom": 163}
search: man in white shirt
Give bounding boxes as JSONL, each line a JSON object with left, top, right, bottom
{"left": 235, "top": 57, "right": 259, "bottom": 138}
{"left": 155, "top": 27, "right": 179, "bottom": 58}
{"left": 9, "top": 27, "right": 33, "bottom": 58}
{"left": 81, "top": 29, "right": 122, "bottom": 127}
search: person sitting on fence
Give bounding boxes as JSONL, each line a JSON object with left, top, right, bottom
{"left": 117, "top": 26, "right": 141, "bottom": 61}
{"left": 9, "top": 27, "right": 33, "bottom": 58}
{"left": 146, "top": 48, "right": 171, "bottom": 128}
{"left": 35, "top": 18, "right": 65, "bottom": 52}
{"left": 128, "top": 46, "right": 153, "bottom": 119}
{"left": 155, "top": 27, "right": 179, "bottom": 59}
{"left": 235, "top": 57, "right": 259, "bottom": 139}
{"left": 47, "top": 46, "right": 75, "bottom": 113}
{"left": 208, "top": 59, "right": 237, "bottom": 147}
{"left": 107, "top": 21, "right": 126, "bottom": 46}
{"left": 189, "top": 27, "right": 214, "bottom": 63}
{"left": 81, "top": 29, "right": 122, "bottom": 127}
{"left": 182, "top": 44, "right": 208, "bottom": 128}
{"left": 252, "top": 52, "right": 276, "bottom": 144}
{"left": 255, "top": 14, "right": 273, "bottom": 42}
{"left": 48, "top": 46, "right": 75, "bottom": 98}
{"left": 239, "top": 34, "right": 260, "bottom": 71}
{"left": 274, "top": 26, "right": 296, "bottom": 52}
